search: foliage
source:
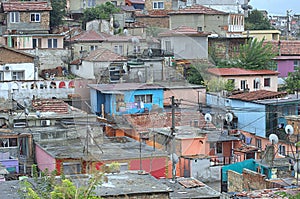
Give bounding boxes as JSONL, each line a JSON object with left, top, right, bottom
{"left": 224, "top": 80, "right": 235, "bottom": 92}
{"left": 50, "top": 0, "right": 67, "bottom": 29}
{"left": 19, "top": 164, "right": 104, "bottom": 199}
{"left": 108, "top": 162, "right": 120, "bottom": 173}
{"left": 186, "top": 63, "right": 213, "bottom": 85}
{"left": 205, "top": 78, "right": 226, "bottom": 92}
{"left": 245, "top": 9, "right": 273, "bottom": 30}
{"left": 232, "top": 38, "right": 276, "bottom": 70}
{"left": 284, "top": 68, "right": 300, "bottom": 94}
{"left": 276, "top": 191, "right": 300, "bottom": 199}
{"left": 82, "top": 2, "right": 120, "bottom": 28}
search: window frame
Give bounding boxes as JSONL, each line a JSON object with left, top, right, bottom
{"left": 240, "top": 80, "right": 246, "bottom": 90}
{"left": 134, "top": 94, "right": 153, "bottom": 103}
{"left": 278, "top": 145, "right": 286, "bottom": 156}
{"left": 30, "top": 13, "right": 40, "bottom": 22}
{"left": 153, "top": 1, "right": 164, "bottom": 9}
{"left": 32, "top": 38, "right": 42, "bottom": 48}
{"left": 10, "top": 12, "right": 20, "bottom": 23}
{"left": 12, "top": 71, "right": 25, "bottom": 80}
{"left": 264, "top": 78, "right": 271, "bottom": 87}
{"left": 48, "top": 38, "right": 58, "bottom": 48}
{"left": 0, "top": 138, "right": 18, "bottom": 148}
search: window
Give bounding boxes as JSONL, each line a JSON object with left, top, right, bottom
{"left": 294, "top": 60, "right": 300, "bottom": 68}
{"left": 134, "top": 94, "right": 153, "bottom": 103}
{"left": 10, "top": 12, "right": 20, "bottom": 23}
{"left": 88, "top": 0, "right": 96, "bottom": 7}
{"left": 153, "top": 1, "right": 164, "bottom": 9}
{"left": 63, "top": 162, "right": 81, "bottom": 175}
{"left": 32, "top": 38, "right": 42, "bottom": 48}
{"left": 256, "top": 139, "right": 262, "bottom": 148}
{"left": 0, "top": 138, "right": 17, "bottom": 148}
{"left": 253, "top": 79, "right": 260, "bottom": 89}
{"left": 114, "top": 45, "right": 123, "bottom": 55}
{"left": 240, "top": 80, "right": 246, "bottom": 90}
{"left": 264, "top": 78, "right": 271, "bottom": 87}
{"left": 111, "top": 1, "right": 117, "bottom": 6}
{"left": 12, "top": 71, "right": 24, "bottom": 80}
{"left": 165, "top": 41, "right": 171, "bottom": 52}
{"left": 197, "top": 27, "right": 203, "bottom": 32}
{"left": 30, "top": 13, "right": 40, "bottom": 22}
{"left": 90, "top": 45, "right": 98, "bottom": 51}
{"left": 48, "top": 39, "right": 58, "bottom": 48}
{"left": 216, "top": 142, "right": 222, "bottom": 154}
{"left": 278, "top": 145, "right": 286, "bottom": 156}
{"left": 0, "top": 72, "right": 3, "bottom": 81}
{"left": 133, "top": 45, "right": 141, "bottom": 54}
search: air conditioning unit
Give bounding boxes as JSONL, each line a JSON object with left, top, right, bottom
{"left": 41, "top": 120, "right": 50, "bottom": 127}
{"left": 4, "top": 65, "right": 10, "bottom": 71}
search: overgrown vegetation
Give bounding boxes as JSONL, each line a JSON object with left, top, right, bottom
{"left": 284, "top": 68, "right": 300, "bottom": 94}
{"left": 82, "top": 2, "right": 120, "bottom": 29}
{"left": 18, "top": 165, "right": 105, "bottom": 199}
{"left": 245, "top": 9, "right": 274, "bottom": 30}
{"left": 50, "top": 0, "right": 67, "bottom": 29}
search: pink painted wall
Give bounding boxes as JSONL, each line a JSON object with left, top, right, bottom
{"left": 181, "top": 138, "right": 206, "bottom": 156}
{"left": 129, "top": 157, "right": 168, "bottom": 178}
{"left": 277, "top": 60, "right": 295, "bottom": 77}
{"left": 35, "top": 145, "right": 56, "bottom": 173}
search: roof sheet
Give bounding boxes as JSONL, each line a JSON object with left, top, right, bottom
{"left": 229, "top": 90, "right": 287, "bottom": 101}
{"left": 89, "top": 83, "right": 163, "bottom": 92}
{"left": 83, "top": 48, "right": 127, "bottom": 62}
{"left": 2, "top": 2, "right": 52, "bottom": 11}
{"left": 168, "top": 5, "right": 227, "bottom": 15}
{"left": 207, "top": 68, "right": 279, "bottom": 76}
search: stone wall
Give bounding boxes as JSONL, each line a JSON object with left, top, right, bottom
{"left": 227, "top": 170, "right": 243, "bottom": 192}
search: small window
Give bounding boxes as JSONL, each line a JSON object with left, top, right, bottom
{"left": 63, "top": 162, "right": 81, "bottom": 175}
{"left": 48, "top": 39, "right": 58, "bottom": 48}
{"left": 256, "top": 139, "right": 262, "bottom": 148}
{"left": 90, "top": 45, "right": 98, "bottom": 51}
{"left": 0, "top": 72, "right": 3, "bottom": 81}
{"left": 279, "top": 145, "right": 286, "bottom": 156}
{"left": 241, "top": 80, "right": 246, "bottom": 90}
{"left": 264, "top": 78, "right": 271, "bottom": 87}
{"left": 0, "top": 138, "right": 18, "bottom": 148}
{"left": 88, "top": 0, "right": 96, "bottom": 7}
{"left": 30, "top": 13, "right": 40, "bottom": 22}
{"left": 253, "top": 79, "right": 259, "bottom": 89}
{"left": 33, "top": 38, "right": 42, "bottom": 48}
{"left": 197, "top": 27, "right": 203, "bottom": 32}
{"left": 134, "top": 94, "right": 153, "bottom": 103}
{"left": 153, "top": 1, "right": 164, "bottom": 9}
{"left": 294, "top": 60, "right": 300, "bottom": 68}
{"left": 10, "top": 12, "right": 20, "bottom": 23}
{"left": 12, "top": 71, "right": 25, "bottom": 80}
{"left": 216, "top": 142, "right": 222, "bottom": 154}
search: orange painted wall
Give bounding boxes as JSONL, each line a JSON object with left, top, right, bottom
{"left": 180, "top": 137, "right": 206, "bottom": 156}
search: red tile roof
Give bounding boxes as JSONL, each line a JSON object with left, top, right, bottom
{"left": 168, "top": 5, "right": 227, "bottom": 15}
{"left": 229, "top": 90, "right": 287, "bottom": 101}
{"left": 267, "top": 40, "right": 300, "bottom": 55}
{"left": 106, "top": 35, "right": 143, "bottom": 42}
{"left": 32, "top": 99, "right": 69, "bottom": 114}
{"left": 207, "top": 68, "right": 279, "bottom": 76}
{"left": 70, "top": 30, "right": 109, "bottom": 42}
{"left": 126, "top": 0, "right": 145, "bottom": 4}
{"left": 135, "top": 10, "right": 170, "bottom": 17}
{"left": 83, "top": 48, "right": 127, "bottom": 62}
{"left": 2, "top": 1, "right": 52, "bottom": 12}
{"left": 159, "top": 26, "right": 211, "bottom": 37}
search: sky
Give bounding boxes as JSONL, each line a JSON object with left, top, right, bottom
{"left": 250, "top": 0, "right": 300, "bottom": 16}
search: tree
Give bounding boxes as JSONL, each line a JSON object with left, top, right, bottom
{"left": 50, "top": 0, "right": 67, "bottom": 29}
{"left": 245, "top": 9, "right": 273, "bottom": 30}
{"left": 82, "top": 2, "right": 120, "bottom": 28}
{"left": 284, "top": 68, "right": 300, "bottom": 95}
{"left": 18, "top": 165, "right": 105, "bottom": 199}
{"left": 233, "top": 38, "right": 277, "bottom": 70}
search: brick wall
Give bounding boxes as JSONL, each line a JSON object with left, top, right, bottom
{"left": 0, "top": 48, "right": 34, "bottom": 63}
{"left": 136, "top": 16, "right": 169, "bottom": 29}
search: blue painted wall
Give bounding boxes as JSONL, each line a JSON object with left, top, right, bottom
{"left": 90, "top": 88, "right": 164, "bottom": 116}
{"left": 206, "top": 93, "right": 266, "bottom": 138}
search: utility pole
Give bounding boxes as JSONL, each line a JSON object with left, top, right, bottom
{"left": 286, "top": 9, "right": 292, "bottom": 40}
{"left": 171, "top": 96, "right": 176, "bottom": 182}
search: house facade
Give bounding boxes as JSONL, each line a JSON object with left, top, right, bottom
{"left": 206, "top": 90, "right": 300, "bottom": 138}
{"left": 89, "top": 83, "right": 164, "bottom": 116}
{"left": 242, "top": 30, "right": 281, "bottom": 41}
{"left": 71, "top": 48, "right": 127, "bottom": 80}
{"left": 207, "top": 68, "right": 279, "bottom": 92}
{"left": 159, "top": 26, "right": 210, "bottom": 59}
{"left": 168, "top": 5, "right": 244, "bottom": 38}
{"left": 0, "top": 46, "right": 37, "bottom": 81}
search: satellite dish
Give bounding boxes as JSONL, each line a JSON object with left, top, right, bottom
{"left": 285, "top": 124, "right": 294, "bottom": 135}
{"left": 204, "top": 113, "right": 212, "bottom": 122}
{"left": 24, "top": 108, "right": 29, "bottom": 116}
{"left": 269, "top": 134, "right": 279, "bottom": 145}
{"left": 225, "top": 112, "right": 233, "bottom": 123}
{"left": 36, "top": 111, "right": 41, "bottom": 118}
{"left": 255, "top": 78, "right": 260, "bottom": 83}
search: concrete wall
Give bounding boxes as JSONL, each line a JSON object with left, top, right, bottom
{"left": 2, "top": 63, "right": 36, "bottom": 81}
{"left": 24, "top": 48, "right": 69, "bottom": 70}
{"left": 161, "top": 36, "right": 208, "bottom": 59}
